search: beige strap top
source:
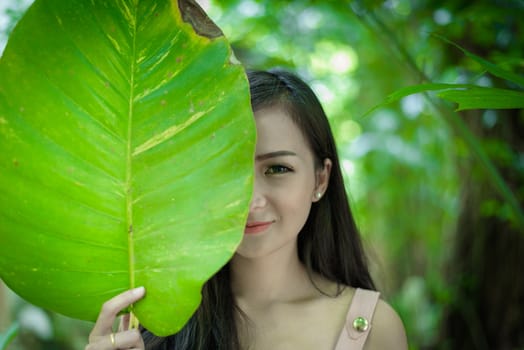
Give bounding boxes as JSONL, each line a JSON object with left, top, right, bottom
{"left": 334, "top": 288, "right": 380, "bottom": 350}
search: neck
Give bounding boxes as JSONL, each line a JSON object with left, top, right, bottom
{"left": 230, "top": 244, "right": 314, "bottom": 306}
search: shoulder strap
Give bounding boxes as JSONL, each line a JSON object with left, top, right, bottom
{"left": 333, "top": 288, "right": 380, "bottom": 350}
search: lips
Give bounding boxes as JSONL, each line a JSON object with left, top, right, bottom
{"left": 244, "top": 221, "right": 273, "bottom": 234}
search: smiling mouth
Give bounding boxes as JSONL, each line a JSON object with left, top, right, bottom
{"left": 244, "top": 221, "right": 273, "bottom": 234}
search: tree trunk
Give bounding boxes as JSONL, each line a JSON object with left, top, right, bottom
{"left": 439, "top": 109, "right": 524, "bottom": 349}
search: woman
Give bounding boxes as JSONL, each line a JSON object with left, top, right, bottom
{"left": 86, "top": 69, "right": 408, "bottom": 350}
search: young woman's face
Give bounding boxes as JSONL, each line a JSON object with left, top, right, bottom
{"left": 235, "top": 106, "right": 330, "bottom": 259}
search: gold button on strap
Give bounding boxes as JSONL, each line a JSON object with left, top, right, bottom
{"left": 352, "top": 316, "right": 369, "bottom": 332}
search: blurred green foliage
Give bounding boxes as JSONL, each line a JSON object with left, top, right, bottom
{"left": 0, "top": 322, "right": 19, "bottom": 350}
{"left": 1, "top": 0, "right": 523, "bottom": 349}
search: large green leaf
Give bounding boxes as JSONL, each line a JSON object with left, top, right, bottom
{"left": 0, "top": 0, "right": 255, "bottom": 336}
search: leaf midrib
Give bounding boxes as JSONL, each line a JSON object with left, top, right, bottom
{"left": 126, "top": 2, "right": 138, "bottom": 292}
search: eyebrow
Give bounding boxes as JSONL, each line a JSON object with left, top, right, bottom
{"left": 255, "top": 150, "right": 298, "bottom": 161}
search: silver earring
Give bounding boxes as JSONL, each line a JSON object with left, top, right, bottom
{"left": 315, "top": 192, "right": 322, "bottom": 199}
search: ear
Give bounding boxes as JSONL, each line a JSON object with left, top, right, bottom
{"left": 312, "top": 158, "right": 332, "bottom": 202}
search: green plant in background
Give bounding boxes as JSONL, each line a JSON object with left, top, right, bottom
{"left": 0, "top": 0, "right": 255, "bottom": 337}
{"left": 366, "top": 35, "right": 524, "bottom": 230}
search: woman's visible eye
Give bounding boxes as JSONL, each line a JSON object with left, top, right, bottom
{"left": 265, "top": 165, "right": 293, "bottom": 175}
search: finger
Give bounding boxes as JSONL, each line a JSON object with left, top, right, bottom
{"left": 90, "top": 287, "right": 145, "bottom": 337}
{"left": 85, "top": 329, "right": 145, "bottom": 350}
{"left": 112, "top": 329, "right": 145, "bottom": 349}
{"left": 118, "top": 314, "right": 130, "bottom": 332}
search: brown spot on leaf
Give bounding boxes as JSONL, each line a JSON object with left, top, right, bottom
{"left": 13, "top": 159, "right": 19, "bottom": 167}
{"left": 177, "top": 0, "right": 223, "bottom": 39}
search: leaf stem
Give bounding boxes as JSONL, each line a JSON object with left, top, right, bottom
{"left": 129, "top": 312, "right": 140, "bottom": 330}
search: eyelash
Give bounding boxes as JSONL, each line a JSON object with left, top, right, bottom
{"left": 264, "top": 164, "right": 293, "bottom": 175}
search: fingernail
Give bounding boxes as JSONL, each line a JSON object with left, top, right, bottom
{"left": 132, "top": 286, "right": 145, "bottom": 296}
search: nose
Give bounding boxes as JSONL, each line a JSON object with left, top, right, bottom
{"left": 249, "top": 175, "right": 266, "bottom": 211}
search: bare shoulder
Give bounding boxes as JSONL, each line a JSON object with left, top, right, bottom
{"left": 365, "top": 299, "right": 408, "bottom": 350}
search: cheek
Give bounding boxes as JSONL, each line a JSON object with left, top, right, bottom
{"left": 274, "top": 186, "right": 313, "bottom": 229}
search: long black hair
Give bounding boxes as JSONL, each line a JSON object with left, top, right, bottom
{"left": 141, "top": 69, "right": 375, "bottom": 349}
